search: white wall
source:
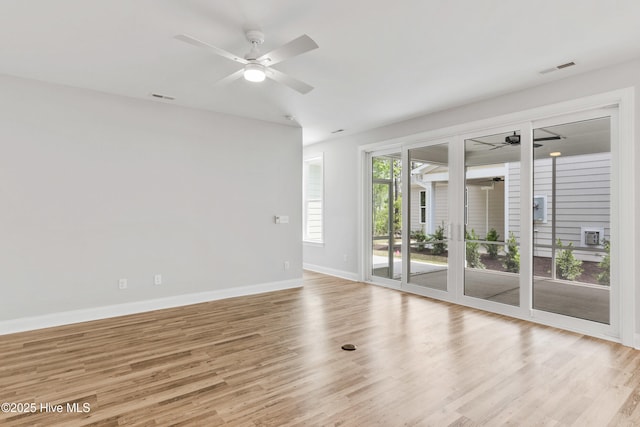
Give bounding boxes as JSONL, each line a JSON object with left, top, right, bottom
{"left": 303, "top": 56, "right": 639, "bottom": 331}
{"left": 0, "top": 73, "right": 302, "bottom": 326}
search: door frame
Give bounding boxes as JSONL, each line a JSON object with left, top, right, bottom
{"left": 401, "top": 137, "right": 456, "bottom": 301}
{"left": 365, "top": 147, "right": 403, "bottom": 289}
{"left": 358, "top": 87, "right": 635, "bottom": 346}
{"left": 456, "top": 122, "right": 533, "bottom": 320}
{"left": 528, "top": 108, "right": 621, "bottom": 340}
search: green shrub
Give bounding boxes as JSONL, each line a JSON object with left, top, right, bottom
{"left": 597, "top": 239, "right": 610, "bottom": 286}
{"left": 429, "top": 223, "right": 447, "bottom": 255}
{"left": 484, "top": 228, "right": 500, "bottom": 259}
{"left": 411, "top": 229, "right": 427, "bottom": 250}
{"left": 555, "top": 239, "right": 583, "bottom": 281}
{"left": 465, "top": 228, "right": 485, "bottom": 269}
{"left": 503, "top": 232, "right": 520, "bottom": 273}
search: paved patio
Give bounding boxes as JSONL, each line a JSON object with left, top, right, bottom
{"left": 373, "top": 257, "right": 609, "bottom": 324}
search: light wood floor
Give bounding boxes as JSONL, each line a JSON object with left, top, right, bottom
{"left": 1, "top": 271, "right": 640, "bottom": 426}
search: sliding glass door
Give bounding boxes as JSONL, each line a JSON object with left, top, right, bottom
{"left": 463, "top": 129, "right": 522, "bottom": 307}
{"left": 364, "top": 102, "right": 624, "bottom": 342}
{"left": 407, "top": 142, "right": 450, "bottom": 291}
{"left": 371, "top": 153, "right": 402, "bottom": 282}
{"left": 532, "top": 116, "right": 612, "bottom": 324}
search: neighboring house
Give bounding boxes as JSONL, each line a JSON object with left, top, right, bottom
{"left": 410, "top": 152, "right": 610, "bottom": 262}
{"left": 410, "top": 164, "right": 507, "bottom": 238}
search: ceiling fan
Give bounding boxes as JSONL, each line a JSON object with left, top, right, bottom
{"left": 472, "top": 131, "right": 563, "bottom": 150}
{"left": 175, "top": 30, "right": 318, "bottom": 94}
{"left": 475, "top": 177, "right": 505, "bottom": 184}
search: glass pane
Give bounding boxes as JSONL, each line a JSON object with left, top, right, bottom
{"left": 303, "top": 157, "right": 323, "bottom": 242}
{"left": 371, "top": 154, "right": 402, "bottom": 280}
{"left": 408, "top": 143, "right": 448, "bottom": 291}
{"left": 533, "top": 117, "right": 611, "bottom": 324}
{"left": 305, "top": 200, "right": 323, "bottom": 241}
{"left": 464, "top": 131, "right": 521, "bottom": 306}
{"left": 372, "top": 156, "right": 392, "bottom": 180}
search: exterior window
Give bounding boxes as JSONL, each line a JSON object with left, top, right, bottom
{"left": 303, "top": 155, "right": 323, "bottom": 243}
{"left": 420, "top": 190, "right": 426, "bottom": 224}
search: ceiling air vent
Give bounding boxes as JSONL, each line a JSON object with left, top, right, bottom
{"left": 556, "top": 61, "right": 576, "bottom": 69}
{"left": 539, "top": 61, "right": 576, "bottom": 75}
{"left": 150, "top": 93, "right": 175, "bottom": 101}
{"left": 331, "top": 129, "right": 345, "bottom": 134}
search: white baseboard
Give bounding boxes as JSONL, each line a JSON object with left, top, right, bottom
{"left": 0, "top": 278, "right": 302, "bottom": 336}
{"left": 303, "top": 263, "right": 359, "bottom": 281}
{"left": 634, "top": 333, "right": 640, "bottom": 350}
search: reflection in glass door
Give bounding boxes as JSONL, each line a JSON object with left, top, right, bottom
{"left": 463, "top": 131, "right": 521, "bottom": 306}
{"left": 407, "top": 143, "right": 449, "bottom": 291}
{"left": 371, "top": 154, "right": 402, "bottom": 281}
{"left": 532, "top": 117, "right": 612, "bottom": 324}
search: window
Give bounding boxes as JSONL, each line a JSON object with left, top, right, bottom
{"left": 303, "top": 155, "right": 323, "bottom": 243}
{"left": 419, "top": 190, "right": 426, "bottom": 224}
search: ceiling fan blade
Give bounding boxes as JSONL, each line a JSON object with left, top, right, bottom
{"left": 267, "top": 68, "right": 314, "bottom": 94}
{"left": 175, "top": 34, "right": 248, "bottom": 64}
{"left": 469, "top": 138, "right": 498, "bottom": 147}
{"left": 533, "top": 136, "right": 562, "bottom": 142}
{"left": 257, "top": 34, "right": 318, "bottom": 65}
{"left": 215, "top": 69, "right": 245, "bottom": 86}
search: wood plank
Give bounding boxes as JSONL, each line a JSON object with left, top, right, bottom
{"left": 0, "top": 271, "right": 639, "bottom": 426}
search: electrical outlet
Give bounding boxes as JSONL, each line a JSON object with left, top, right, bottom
{"left": 154, "top": 274, "right": 162, "bottom": 285}
{"left": 284, "top": 261, "right": 290, "bottom": 270}
{"left": 118, "top": 278, "right": 128, "bottom": 290}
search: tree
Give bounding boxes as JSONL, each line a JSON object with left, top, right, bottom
{"left": 393, "top": 194, "right": 402, "bottom": 236}
{"left": 372, "top": 157, "right": 402, "bottom": 236}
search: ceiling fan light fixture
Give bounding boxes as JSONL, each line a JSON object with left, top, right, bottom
{"left": 244, "top": 63, "right": 266, "bottom": 82}
{"left": 505, "top": 133, "right": 520, "bottom": 144}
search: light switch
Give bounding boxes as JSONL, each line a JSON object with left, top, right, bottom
{"left": 274, "top": 215, "right": 289, "bottom": 224}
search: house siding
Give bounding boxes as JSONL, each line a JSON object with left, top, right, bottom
{"left": 510, "top": 152, "right": 611, "bottom": 261}
{"left": 466, "top": 181, "right": 505, "bottom": 239}
{"left": 433, "top": 182, "right": 449, "bottom": 232}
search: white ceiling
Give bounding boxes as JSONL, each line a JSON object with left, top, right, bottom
{"left": 1, "top": 1, "right": 640, "bottom": 145}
